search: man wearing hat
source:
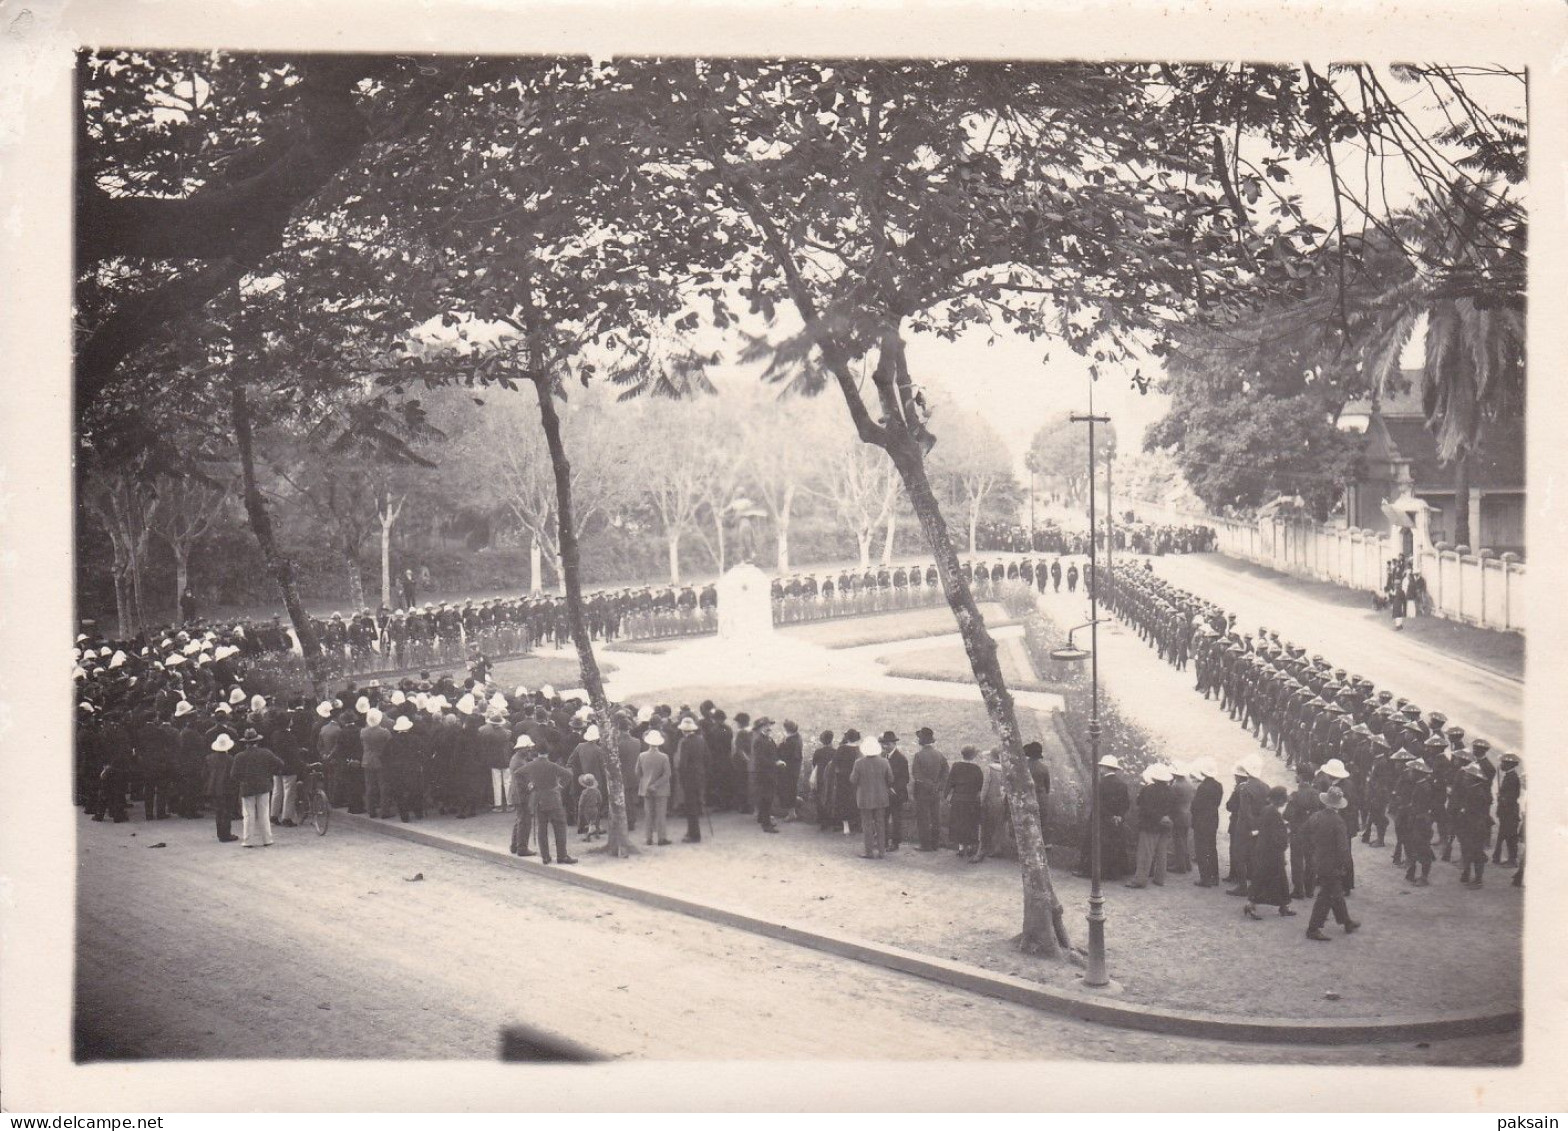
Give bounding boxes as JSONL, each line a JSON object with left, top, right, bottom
{"left": 881, "top": 730, "right": 910, "bottom": 851}
{"left": 1190, "top": 764, "right": 1223, "bottom": 887}
{"left": 1304, "top": 786, "right": 1360, "bottom": 941}
{"left": 1284, "top": 768, "right": 1325, "bottom": 900}
{"left": 850, "top": 735, "right": 894, "bottom": 860}
{"left": 206, "top": 732, "right": 241, "bottom": 843}
{"left": 674, "top": 715, "right": 709, "bottom": 843}
{"left": 1493, "top": 754, "right": 1522, "bottom": 866}
{"left": 1077, "top": 756, "right": 1131, "bottom": 881}
{"left": 507, "top": 735, "right": 537, "bottom": 855}
{"left": 910, "top": 727, "right": 948, "bottom": 851}
{"left": 522, "top": 745, "right": 576, "bottom": 864}
{"left": 1456, "top": 762, "right": 1494, "bottom": 887}
{"left": 636, "top": 730, "right": 673, "bottom": 847}
{"left": 750, "top": 718, "right": 783, "bottom": 834}
{"left": 1126, "top": 765, "right": 1175, "bottom": 889}
{"left": 1225, "top": 762, "right": 1270, "bottom": 896}
{"left": 360, "top": 707, "right": 395, "bottom": 819}
{"left": 231, "top": 729, "right": 285, "bottom": 848}
{"left": 1024, "top": 741, "right": 1052, "bottom": 850}
{"left": 1403, "top": 759, "right": 1439, "bottom": 886}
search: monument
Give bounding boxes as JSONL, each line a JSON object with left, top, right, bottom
{"left": 609, "top": 560, "right": 866, "bottom": 695}
{"left": 715, "top": 561, "right": 774, "bottom": 642}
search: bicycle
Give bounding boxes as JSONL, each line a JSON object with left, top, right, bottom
{"left": 299, "top": 761, "right": 331, "bottom": 835}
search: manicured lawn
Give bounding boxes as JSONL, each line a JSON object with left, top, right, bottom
{"left": 876, "top": 637, "right": 1050, "bottom": 691}
{"left": 780, "top": 602, "right": 1014, "bottom": 650}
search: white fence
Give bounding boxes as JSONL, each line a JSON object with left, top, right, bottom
{"left": 1130, "top": 499, "right": 1524, "bottom": 634}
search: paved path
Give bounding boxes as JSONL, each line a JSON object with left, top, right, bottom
{"left": 1148, "top": 554, "right": 1522, "bottom": 751}
{"left": 1034, "top": 585, "right": 1291, "bottom": 783}
{"left": 72, "top": 815, "right": 1513, "bottom": 1065}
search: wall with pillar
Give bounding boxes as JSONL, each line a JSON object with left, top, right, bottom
{"left": 1129, "top": 498, "right": 1524, "bottom": 634}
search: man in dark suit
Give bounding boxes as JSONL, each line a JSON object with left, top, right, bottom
{"left": 1190, "top": 764, "right": 1224, "bottom": 886}
{"left": 675, "top": 716, "right": 708, "bottom": 842}
{"left": 751, "top": 718, "right": 782, "bottom": 833}
{"left": 1225, "top": 763, "right": 1270, "bottom": 895}
{"left": 1305, "top": 786, "right": 1359, "bottom": 940}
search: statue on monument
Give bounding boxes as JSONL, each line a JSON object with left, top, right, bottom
{"left": 727, "top": 498, "right": 769, "bottom": 565}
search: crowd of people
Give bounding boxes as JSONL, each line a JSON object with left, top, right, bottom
{"left": 73, "top": 622, "right": 1058, "bottom": 867}
{"left": 1375, "top": 554, "right": 1433, "bottom": 630}
{"left": 973, "top": 518, "right": 1216, "bottom": 557}
{"left": 77, "top": 533, "right": 1520, "bottom": 948}
{"left": 1096, "top": 560, "right": 1523, "bottom": 939}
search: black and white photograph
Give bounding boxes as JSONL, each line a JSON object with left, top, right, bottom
{"left": 3, "top": 0, "right": 1567, "bottom": 1115}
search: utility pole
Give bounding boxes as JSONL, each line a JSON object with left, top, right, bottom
{"left": 1069, "top": 402, "right": 1112, "bottom": 989}
{"left": 1104, "top": 443, "right": 1114, "bottom": 606}
{"left": 1027, "top": 459, "right": 1037, "bottom": 552}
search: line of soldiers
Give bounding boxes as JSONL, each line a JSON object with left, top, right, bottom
{"left": 308, "top": 585, "right": 724, "bottom": 678}
{"left": 772, "top": 554, "right": 1099, "bottom": 622}
{"left": 974, "top": 519, "right": 1216, "bottom": 557}
{"left": 772, "top": 553, "right": 1129, "bottom": 623}
{"left": 1103, "top": 561, "right": 1524, "bottom": 890}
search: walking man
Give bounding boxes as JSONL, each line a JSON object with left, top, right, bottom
{"left": 1305, "top": 786, "right": 1360, "bottom": 941}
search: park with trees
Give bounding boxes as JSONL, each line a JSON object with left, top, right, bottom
{"left": 75, "top": 54, "right": 1526, "bottom": 961}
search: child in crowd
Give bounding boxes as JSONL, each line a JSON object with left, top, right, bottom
{"left": 578, "top": 774, "right": 603, "bottom": 841}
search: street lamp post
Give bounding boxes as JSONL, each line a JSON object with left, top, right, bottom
{"left": 1069, "top": 405, "right": 1111, "bottom": 988}
{"left": 1027, "top": 458, "right": 1037, "bottom": 552}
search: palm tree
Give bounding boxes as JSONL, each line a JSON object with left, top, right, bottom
{"left": 1356, "top": 182, "right": 1525, "bottom": 547}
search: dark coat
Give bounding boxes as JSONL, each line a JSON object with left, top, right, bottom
{"left": 1135, "top": 779, "right": 1175, "bottom": 832}
{"left": 1248, "top": 805, "right": 1292, "bottom": 906}
{"left": 1306, "top": 806, "right": 1351, "bottom": 877}
{"left": 1190, "top": 777, "right": 1223, "bottom": 831}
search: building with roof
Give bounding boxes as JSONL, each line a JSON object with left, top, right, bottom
{"left": 1337, "top": 373, "right": 1524, "bottom": 556}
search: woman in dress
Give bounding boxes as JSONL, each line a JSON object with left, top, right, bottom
{"left": 831, "top": 729, "right": 863, "bottom": 835}
{"left": 1244, "top": 786, "right": 1297, "bottom": 919}
{"left": 945, "top": 745, "right": 985, "bottom": 861}
{"left": 811, "top": 730, "right": 836, "bottom": 830}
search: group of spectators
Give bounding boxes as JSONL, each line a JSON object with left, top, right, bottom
{"left": 74, "top": 616, "right": 1067, "bottom": 866}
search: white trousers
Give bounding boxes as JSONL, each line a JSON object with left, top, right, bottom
{"left": 491, "top": 768, "right": 513, "bottom": 809}
{"left": 241, "top": 791, "right": 274, "bottom": 847}
{"left": 271, "top": 775, "right": 299, "bottom": 822}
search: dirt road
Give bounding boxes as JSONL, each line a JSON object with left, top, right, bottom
{"left": 75, "top": 816, "right": 1515, "bottom": 1065}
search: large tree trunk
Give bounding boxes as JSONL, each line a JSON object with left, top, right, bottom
{"left": 856, "top": 531, "right": 872, "bottom": 569}
{"left": 531, "top": 376, "right": 636, "bottom": 858}
{"left": 529, "top": 536, "right": 543, "bottom": 594}
{"left": 969, "top": 503, "right": 980, "bottom": 554}
{"left": 1452, "top": 453, "right": 1472, "bottom": 549}
{"left": 344, "top": 548, "right": 367, "bottom": 610}
{"left": 667, "top": 533, "right": 681, "bottom": 586}
{"left": 712, "top": 508, "right": 727, "bottom": 573}
{"left": 129, "top": 525, "right": 153, "bottom": 633}
{"left": 230, "top": 382, "right": 326, "bottom": 688}
{"left": 112, "top": 561, "right": 134, "bottom": 641}
{"left": 882, "top": 504, "right": 897, "bottom": 565}
{"left": 380, "top": 519, "right": 393, "bottom": 608}
{"left": 775, "top": 483, "right": 794, "bottom": 573}
{"left": 884, "top": 432, "right": 1067, "bottom": 956}
{"left": 173, "top": 547, "right": 189, "bottom": 624}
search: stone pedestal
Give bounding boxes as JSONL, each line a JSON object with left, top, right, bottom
{"left": 715, "top": 562, "right": 773, "bottom": 643}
